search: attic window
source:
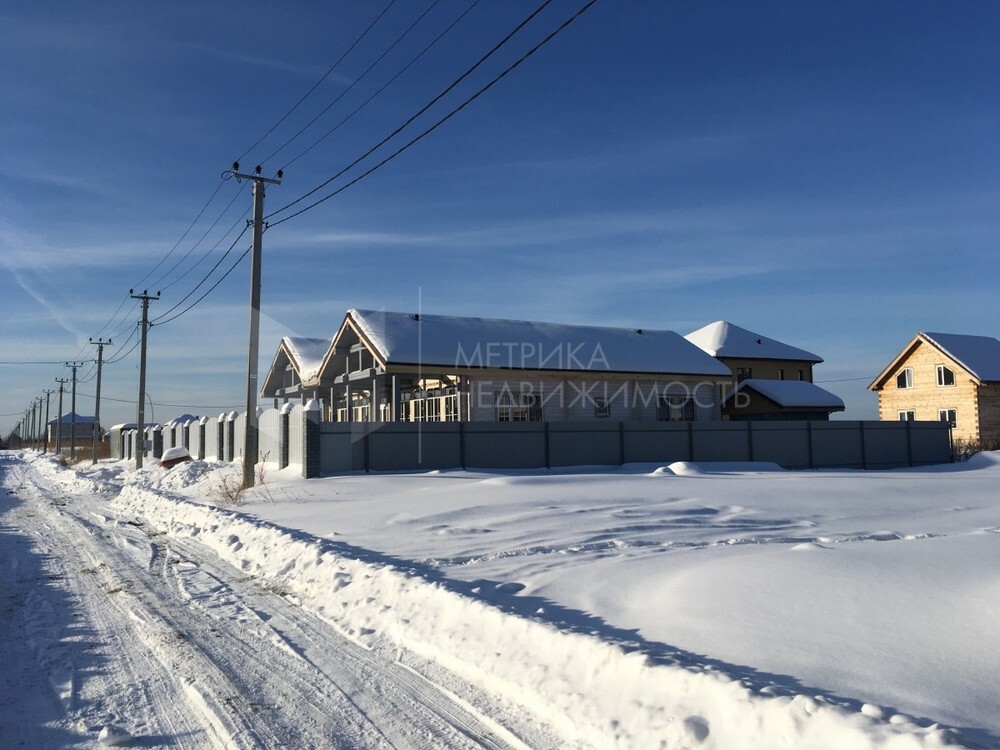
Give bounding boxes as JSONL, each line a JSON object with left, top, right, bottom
{"left": 896, "top": 368, "right": 913, "bottom": 389}
{"left": 936, "top": 365, "right": 955, "bottom": 387}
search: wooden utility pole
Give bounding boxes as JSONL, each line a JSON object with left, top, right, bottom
{"left": 230, "top": 163, "right": 282, "bottom": 489}
{"left": 66, "top": 361, "right": 84, "bottom": 459}
{"left": 90, "top": 338, "right": 113, "bottom": 464}
{"left": 54, "top": 378, "right": 68, "bottom": 454}
{"left": 130, "top": 290, "right": 159, "bottom": 470}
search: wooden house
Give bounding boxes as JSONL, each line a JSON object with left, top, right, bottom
{"left": 685, "top": 321, "right": 843, "bottom": 420}
{"left": 868, "top": 332, "right": 1000, "bottom": 445}
{"left": 261, "top": 336, "right": 331, "bottom": 405}
{"left": 265, "top": 309, "right": 733, "bottom": 424}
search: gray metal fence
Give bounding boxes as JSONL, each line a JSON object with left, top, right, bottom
{"left": 318, "top": 420, "right": 951, "bottom": 474}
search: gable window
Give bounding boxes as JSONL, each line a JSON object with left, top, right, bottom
{"left": 735, "top": 367, "right": 752, "bottom": 382}
{"left": 896, "top": 368, "right": 913, "bottom": 389}
{"left": 898, "top": 410, "right": 915, "bottom": 421}
{"left": 936, "top": 365, "right": 955, "bottom": 387}
{"left": 657, "top": 395, "right": 695, "bottom": 422}
{"left": 938, "top": 408, "right": 957, "bottom": 428}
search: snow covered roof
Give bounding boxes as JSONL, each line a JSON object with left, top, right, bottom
{"left": 921, "top": 332, "right": 1000, "bottom": 382}
{"left": 342, "top": 309, "right": 732, "bottom": 377}
{"left": 110, "top": 422, "right": 138, "bottom": 431}
{"left": 726, "top": 379, "right": 845, "bottom": 410}
{"left": 47, "top": 412, "right": 95, "bottom": 425}
{"left": 869, "top": 331, "right": 1000, "bottom": 390}
{"left": 685, "top": 321, "right": 823, "bottom": 363}
{"left": 283, "top": 336, "right": 330, "bottom": 382}
{"left": 165, "top": 414, "right": 198, "bottom": 426}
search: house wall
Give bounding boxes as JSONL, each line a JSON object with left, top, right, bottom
{"left": 875, "top": 340, "right": 981, "bottom": 442}
{"left": 977, "top": 383, "right": 1000, "bottom": 445}
{"left": 465, "top": 374, "right": 723, "bottom": 423}
{"left": 717, "top": 357, "right": 814, "bottom": 382}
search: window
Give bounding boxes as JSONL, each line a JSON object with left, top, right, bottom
{"left": 495, "top": 390, "right": 542, "bottom": 422}
{"left": 896, "top": 368, "right": 913, "bottom": 389}
{"left": 735, "top": 367, "right": 752, "bottom": 382}
{"left": 657, "top": 395, "right": 695, "bottom": 422}
{"left": 777, "top": 368, "right": 785, "bottom": 380}
{"left": 936, "top": 365, "right": 955, "bottom": 387}
{"left": 898, "top": 410, "right": 915, "bottom": 421}
{"left": 797, "top": 369, "right": 805, "bottom": 381}
{"left": 938, "top": 409, "right": 957, "bottom": 428}
{"left": 593, "top": 397, "right": 611, "bottom": 418}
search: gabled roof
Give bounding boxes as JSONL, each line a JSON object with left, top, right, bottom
{"left": 261, "top": 336, "right": 331, "bottom": 395}
{"left": 685, "top": 321, "right": 823, "bottom": 363}
{"left": 47, "top": 412, "right": 95, "bottom": 425}
{"left": 334, "top": 309, "right": 732, "bottom": 377}
{"left": 726, "top": 379, "right": 845, "bottom": 411}
{"left": 869, "top": 332, "right": 1000, "bottom": 389}
{"left": 922, "top": 332, "right": 1000, "bottom": 382}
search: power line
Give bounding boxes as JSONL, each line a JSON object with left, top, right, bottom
{"left": 281, "top": 0, "right": 483, "bottom": 172}
{"left": 152, "top": 243, "right": 253, "bottom": 328}
{"left": 236, "top": 0, "right": 399, "bottom": 165}
{"left": 269, "top": 0, "right": 598, "bottom": 229}
{"left": 266, "top": 0, "right": 557, "bottom": 223}
{"left": 150, "top": 223, "right": 251, "bottom": 325}
{"left": 262, "top": 0, "right": 443, "bottom": 167}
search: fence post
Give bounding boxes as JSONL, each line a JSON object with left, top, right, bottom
{"left": 279, "top": 402, "right": 292, "bottom": 470}
{"left": 151, "top": 425, "right": 163, "bottom": 460}
{"left": 618, "top": 421, "right": 626, "bottom": 466}
{"left": 687, "top": 421, "right": 695, "bottom": 461}
{"left": 198, "top": 417, "right": 207, "bottom": 460}
{"left": 747, "top": 421, "right": 754, "bottom": 462}
{"left": 303, "top": 399, "right": 322, "bottom": 478}
{"left": 807, "top": 420, "right": 815, "bottom": 469}
{"left": 859, "top": 421, "right": 868, "bottom": 470}
{"left": 459, "top": 421, "right": 466, "bottom": 470}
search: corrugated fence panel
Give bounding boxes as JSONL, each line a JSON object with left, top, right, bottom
{"left": 204, "top": 418, "right": 219, "bottom": 460}
{"left": 464, "top": 422, "right": 547, "bottom": 469}
{"left": 749, "top": 422, "right": 812, "bottom": 469}
{"left": 623, "top": 423, "right": 691, "bottom": 463}
{"left": 549, "top": 422, "right": 621, "bottom": 467}
{"left": 811, "top": 422, "right": 866, "bottom": 468}
{"left": 319, "top": 424, "right": 355, "bottom": 473}
{"left": 258, "top": 408, "right": 281, "bottom": 463}
{"left": 288, "top": 405, "right": 305, "bottom": 467}
{"left": 910, "top": 422, "right": 950, "bottom": 465}
{"left": 369, "top": 423, "right": 464, "bottom": 471}
{"left": 863, "top": 421, "right": 910, "bottom": 469}
{"left": 234, "top": 414, "right": 246, "bottom": 459}
{"left": 691, "top": 423, "right": 752, "bottom": 462}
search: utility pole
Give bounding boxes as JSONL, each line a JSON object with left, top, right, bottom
{"left": 54, "top": 378, "right": 68, "bottom": 455}
{"left": 230, "top": 163, "right": 282, "bottom": 489}
{"left": 43, "top": 389, "right": 54, "bottom": 453}
{"left": 66, "top": 361, "right": 84, "bottom": 459}
{"left": 90, "top": 338, "right": 113, "bottom": 464}
{"left": 130, "top": 290, "right": 159, "bottom": 470}
{"left": 32, "top": 397, "right": 42, "bottom": 449}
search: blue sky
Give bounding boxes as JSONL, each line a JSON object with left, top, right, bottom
{"left": 2, "top": 0, "right": 998, "bottom": 434}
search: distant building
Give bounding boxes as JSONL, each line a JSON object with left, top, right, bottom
{"left": 685, "top": 321, "right": 843, "bottom": 420}
{"left": 47, "top": 412, "right": 98, "bottom": 444}
{"left": 868, "top": 332, "right": 1000, "bottom": 445}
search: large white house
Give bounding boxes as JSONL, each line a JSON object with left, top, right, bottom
{"left": 262, "top": 309, "right": 733, "bottom": 424}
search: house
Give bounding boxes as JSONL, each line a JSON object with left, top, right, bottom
{"left": 261, "top": 336, "right": 331, "bottom": 405}
{"left": 263, "top": 309, "right": 733, "bottom": 423}
{"left": 685, "top": 321, "right": 844, "bottom": 420}
{"left": 47, "top": 412, "right": 98, "bottom": 444}
{"left": 722, "top": 379, "right": 844, "bottom": 421}
{"left": 868, "top": 332, "right": 1000, "bottom": 446}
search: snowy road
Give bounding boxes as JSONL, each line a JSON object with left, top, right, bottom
{"left": 0, "top": 454, "right": 557, "bottom": 749}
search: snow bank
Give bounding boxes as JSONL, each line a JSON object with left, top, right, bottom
{"left": 105, "top": 479, "right": 959, "bottom": 749}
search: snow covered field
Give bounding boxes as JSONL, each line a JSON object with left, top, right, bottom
{"left": 2, "top": 450, "right": 998, "bottom": 748}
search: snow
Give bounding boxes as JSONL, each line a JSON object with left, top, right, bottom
{"left": 3, "top": 450, "right": 999, "bottom": 748}
{"left": 281, "top": 336, "right": 331, "bottom": 383}
{"left": 349, "top": 308, "right": 732, "bottom": 376}
{"left": 728, "top": 378, "right": 846, "bottom": 409}
{"left": 921, "top": 332, "right": 1000, "bottom": 382}
{"left": 685, "top": 321, "right": 823, "bottom": 363}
